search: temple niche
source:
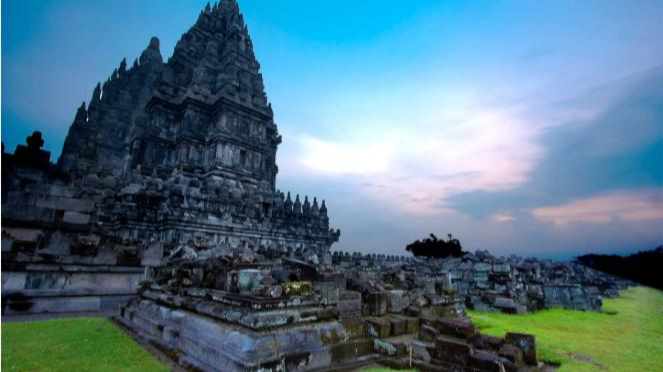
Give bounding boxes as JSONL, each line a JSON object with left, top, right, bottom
{"left": 1, "top": 0, "right": 339, "bottom": 315}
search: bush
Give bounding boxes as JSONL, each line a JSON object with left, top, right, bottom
{"left": 406, "top": 233, "right": 466, "bottom": 259}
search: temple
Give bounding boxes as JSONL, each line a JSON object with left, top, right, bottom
{"left": 2, "top": 0, "right": 339, "bottom": 315}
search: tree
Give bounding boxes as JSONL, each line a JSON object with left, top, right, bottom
{"left": 406, "top": 233, "right": 465, "bottom": 259}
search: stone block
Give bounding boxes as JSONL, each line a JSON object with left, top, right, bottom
{"left": 492, "top": 263, "right": 511, "bottom": 273}
{"left": 237, "top": 269, "right": 263, "bottom": 292}
{"left": 320, "top": 286, "right": 339, "bottom": 305}
{"left": 419, "top": 324, "right": 440, "bottom": 343}
{"left": 330, "top": 339, "right": 374, "bottom": 364}
{"left": 499, "top": 344, "right": 524, "bottom": 365}
{"left": 493, "top": 297, "right": 518, "bottom": 313}
{"left": 367, "top": 292, "right": 388, "bottom": 316}
{"left": 62, "top": 211, "right": 91, "bottom": 225}
{"left": 140, "top": 242, "right": 164, "bottom": 267}
{"left": 387, "top": 290, "right": 408, "bottom": 313}
{"left": 468, "top": 296, "right": 491, "bottom": 311}
{"left": 2, "top": 272, "right": 27, "bottom": 291}
{"left": 434, "top": 337, "right": 473, "bottom": 366}
{"left": 254, "top": 285, "right": 283, "bottom": 298}
{"left": 1, "top": 236, "right": 13, "bottom": 252}
{"left": 466, "top": 333, "right": 504, "bottom": 352}
{"left": 410, "top": 341, "right": 432, "bottom": 363}
{"left": 469, "top": 350, "right": 517, "bottom": 372}
{"left": 505, "top": 332, "right": 537, "bottom": 365}
{"left": 337, "top": 291, "right": 362, "bottom": 318}
{"left": 434, "top": 318, "right": 475, "bottom": 339}
{"left": 35, "top": 196, "right": 94, "bottom": 213}
{"left": 332, "top": 273, "right": 347, "bottom": 289}
{"left": 474, "top": 262, "right": 491, "bottom": 272}
{"left": 366, "top": 318, "right": 391, "bottom": 338}
{"left": 389, "top": 317, "right": 407, "bottom": 336}
{"left": 3, "top": 228, "right": 42, "bottom": 243}
{"left": 394, "top": 315, "right": 420, "bottom": 334}
{"left": 48, "top": 185, "right": 74, "bottom": 197}
{"left": 374, "top": 338, "right": 407, "bottom": 356}
{"left": 455, "top": 281, "right": 470, "bottom": 295}
{"left": 322, "top": 252, "right": 332, "bottom": 266}
{"left": 543, "top": 285, "right": 558, "bottom": 301}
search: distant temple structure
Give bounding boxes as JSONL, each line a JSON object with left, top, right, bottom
{"left": 2, "top": 0, "right": 339, "bottom": 314}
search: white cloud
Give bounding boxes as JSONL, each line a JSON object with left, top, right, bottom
{"left": 298, "top": 136, "right": 396, "bottom": 175}
{"left": 286, "top": 92, "right": 544, "bottom": 215}
{"left": 532, "top": 189, "right": 663, "bottom": 226}
{"left": 491, "top": 213, "right": 516, "bottom": 222}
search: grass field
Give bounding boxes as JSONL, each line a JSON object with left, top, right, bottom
{"left": 469, "top": 286, "right": 663, "bottom": 372}
{"left": 1, "top": 317, "right": 167, "bottom": 372}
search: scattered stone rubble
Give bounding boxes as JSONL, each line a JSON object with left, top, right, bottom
{"left": 117, "top": 244, "right": 629, "bottom": 371}
{"left": 332, "top": 249, "right": 628, "bottom": 314}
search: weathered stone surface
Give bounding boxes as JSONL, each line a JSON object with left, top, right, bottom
{"left": 238, "top": 269, "right": 263, "bottom": 293}
{"left": 366, "top": 318, "right": 391, "bottom": 338}
{"left": 374, "top": 338, "right": 406, "bottom": 356}
{"left": 505, "top": 332, "right": 537, "bottom": 365}
{"left": 469, "top": 350, "right": 518, "bottom": 372}
{"left": 410, "top": 341, "right": 432, "bottom": 363}
{"left": 499, "top": 343, "right": 524, "bottom": 365}
{"left": 367, "top": 292, "right": 388, "bottom": 316}
{"left": 434, "top": 318, "right": 476, "bottom": 339}
{"left": 387, "top": 289, "right": 408, "bottom": 313}
{"left": 337, "top": 291, "right": 362, "bottom": 318}
{"left": 419, "top": 324, "right": 440, "bottom": 343}
{"left": 119, "top": 296, "right": 363, "bottom": 372}
{"left": 433, "top": 336, "right": 473, "bottom": 366}
{"left": 394, "top": 314, "right": 420, "bottom": 334}
{"left": 389, "top": 317, "right": 407, "bottom": 336}
{"left": 466, "top": 332, "right": 505, "bottom": 352}
{"left": 2, "top": 0, "right": 342, "bottom": 315}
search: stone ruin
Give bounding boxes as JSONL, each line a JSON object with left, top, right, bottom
{"left": 117, "top": 244, "right": 628, "bottom": 371}
{"left": 2, "top": 0, "right": 338, "bottom": 315}
{"left": 2, "top": 1, "right": 632, "bottom": 371}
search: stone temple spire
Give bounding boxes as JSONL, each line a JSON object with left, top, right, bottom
{"left": 302, "top": 196, "right": 311, "bottom": 216}
{"left": 284, "top": 192, "right": 293, "bottom": 212}
{"left": 139, "top": 37, "right": 162, "bottom": 66}
{"left": 161, "top": 0, "right": 268, "bottom": 112}
{"left": 311, "top": 197, "right": 320, "bottom": 216}
{"left": 119, "top": 58, "right": 127, "bottom": 74}
{"left": 91, "top": 83, "right": 101, "bottom": 103}
{"left": 293, "top": 195, "right": 302, "bottom": 215}
{"left": 74, "top": 102, "right": 87, "bottom": 123}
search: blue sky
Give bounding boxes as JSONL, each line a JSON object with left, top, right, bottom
{"left": 3, "top": 0, "right": 662, "bottom": 258}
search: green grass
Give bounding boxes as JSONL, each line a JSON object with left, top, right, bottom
{"left": 2, "top": 317, "right": 167, "bottom": 372}
{"left": 469, "top": 286, "right": 663, "bottom": 372}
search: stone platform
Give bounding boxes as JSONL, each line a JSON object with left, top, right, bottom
{"left": 117, "top": 289, "right": 375, "bottom": 372}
